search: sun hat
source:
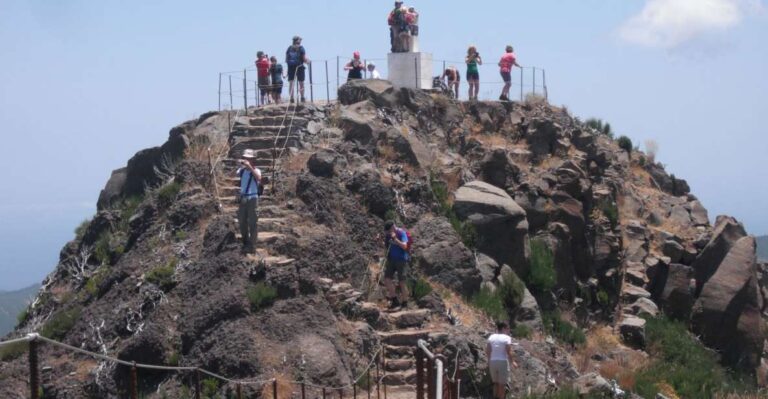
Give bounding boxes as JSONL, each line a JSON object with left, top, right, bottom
{"left": 242, "top": 149, "right": 258, "bottom": 158}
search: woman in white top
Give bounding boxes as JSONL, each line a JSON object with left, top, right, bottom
{"left": 486, "top": 321, "right": 518, "bottom": 399}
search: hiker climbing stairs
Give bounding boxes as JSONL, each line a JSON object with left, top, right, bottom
{"left": 214, "top": 104, "right": 311, "bottom": 267}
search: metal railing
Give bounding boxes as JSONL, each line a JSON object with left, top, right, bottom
{"left": 218, "top": 55, "right": 548, "bottom": 111}
{"left": 0, "top": 333, "right": 388, "bottom": 399}
{"left": 416, "top": 339, "right": 460, "bottom": 399}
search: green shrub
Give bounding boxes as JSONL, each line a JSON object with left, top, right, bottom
{"left": 0, "top": 340, "right": 27, "bottom": 361}
{"left": 74, "top": 219, "right": 91, "bottom": 240}
{"left": 527, "top": 239, "right": 556, "bottom": 294}
{"left": 542, "top": 312, "right": 585, "bottom": 347}
{"left": 93, "top": 232, "right": 112, "bottom": 265}
{"left": 146, "top": 259, "right": 177, "bottom": 291}
{"left": 617, "top": 135, "right": 633, "bottom": 154}
{"left": 499, "top": 270, "right": 526, "bottom": 309}
{"left": 84, "top": 269, "right": 107, "bottom": 297}
{"left": 599, "top": 200, "right": 619, "bottom": 229}
{"left": 156, "top": 181, "right": 181, "bottom": 209}
{"left": 41, "top": 306, "right": 82, "bottom": 340}
{"left": 584, "top": 118, "right": 613, "bottom": 138}
{"left": 201, "top": 377, "right": 219, "bottom": 398}
{"left": 16, "top": 307, "right": 29, "bottom": 325}
{"left": 384, "top": 209, "right": 399, "bottom": 223}
{"left": 633, "top": 316, "right": 755, "bottom": 398}
{"left": 511, "top": 324, "right": 532, "bottom": 339}
{"left": 430, "top": 172, "right": 477, "bottom": 249}
{"left": 117, "top": 195, "right": 143, "bottom": 231}
{"left": 596, "top": 290, "right": 610, "bottom": 306}
{"left": 246, "top": 282, "right": 277, "bottom": 311}
{"left": 471, "top": 285, "right": 508, "bottom": 321}
{"left": 637, "top": 155, "right": 646, "bottom": 167}
{"left": 167, "top": 350, "right": 179, "bottom": 366}
{"left": 409, "top": 277, "right": 432, "bottom": 301}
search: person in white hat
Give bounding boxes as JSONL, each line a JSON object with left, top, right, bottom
{"left": 237, "top": 149, "right": 262, "bottom": 254}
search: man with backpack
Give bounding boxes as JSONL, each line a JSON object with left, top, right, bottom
{"left": 383, "top": 220, "right": 411, "bottom": 309}
{"left": 387, "top": 1, "right": 409, "bottom": 52}
{"left": 237, "top": 149, "right": 262, "bottom": 254}
{"left": 285, "top": 36, "right": 309, "bottom": 104}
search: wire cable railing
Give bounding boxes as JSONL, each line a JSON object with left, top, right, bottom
{"left": 0, "top": 332, "right": 388, "bottom": 399}
{"left": 218, "top": 54, "right": 548, "bottom": 111}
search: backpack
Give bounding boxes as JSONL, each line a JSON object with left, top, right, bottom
{"left": 286, "top": 45, "right": 302, "bottom": 66}
{"left": 258, "top": 175, "right": 270, "bottom": 196}
{"left": 398, "top": 228, "right": 413, "bottom": 253}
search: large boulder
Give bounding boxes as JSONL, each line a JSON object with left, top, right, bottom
{"left": 650, "top": 263, "right": 695, "bottom": 320}
{"left": 691, "top": 236, "right": 765, "bottom": 369}
{"left": 307, "top": 149, "right": 346, "bottom": 177}
{"left": 340, "top": 100, "right": 379, "bottom": 145}
{"left": 619, "top": 315, "right": 646, "bottom": 349}
{"left": 453, "top": 181, "right": 529, "bottom": 276}
{"left": 337, "top": 79, "right": 398, "bottom": 108}
{"left": 478, "top": 149, "right": 520, "bottom": 190}
{"left": 692, "top": 215, "right": 747, "bottom": 295}
{"left": 411, "top": 216, "right": 482, "bottom": 297}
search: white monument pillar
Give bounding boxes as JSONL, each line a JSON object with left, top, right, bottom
{"left": 387, "top": 52, "right": 433, "bottom": 90}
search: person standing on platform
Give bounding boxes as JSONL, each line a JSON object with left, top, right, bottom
{"left": 466, "top": 45, "right": 482, "bottom": 100}
{"left": 498, "top": 45, "right": 522, "bottom": 101}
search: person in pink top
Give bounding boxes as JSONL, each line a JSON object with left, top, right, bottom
{"left": 498, "top": 45, "right": 522, "bottom": 101}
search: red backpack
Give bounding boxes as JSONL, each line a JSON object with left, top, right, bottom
{"left": 398, "top": 228, "right": 413, "bottom": 253}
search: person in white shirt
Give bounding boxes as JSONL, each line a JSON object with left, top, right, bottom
{"left": 486, "top": 321, "right": 518, "bottom": 399}
{"left": 367, "top": 63, "right": 381, "bottom": 79}
{"left": 237, "top": 149, "right": 262, "bottom": 254}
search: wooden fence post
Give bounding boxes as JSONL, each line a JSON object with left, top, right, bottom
{"left": 130, "top": 362, "right": 138, "bottom": 399}
{"left": 273, "top": 378, "right": 278, "bottom": 399}
{"left": 237, "top": 383, "right": 242, "bottom": 399}
{"left": 427, "top": 358, "right": 435, "bottom": 399}
{"left": 29, "top": 337, "right": 39, "bottom": 399}
{"left": 194, "top": 369, "right": 201, "bottom": 399}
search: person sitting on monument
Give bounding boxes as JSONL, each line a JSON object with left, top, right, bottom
{"left": 388, "top": 1, "right": 409, "bottom": 53}
{"left": 344, "top": 51, "right": 365, "bottom": 81}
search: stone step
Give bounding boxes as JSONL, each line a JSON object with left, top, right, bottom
{"left": 382, "top": 370, "right": 417, "bottom": 386}
{"left": 378, "top": 329, "right": 433, "bottom": 346}
{"left": 385, "top": 359, "right": 413, "bottom": 372}
{"left": 384, "top": 345, "right": 413, "bottom": 358}
{"left": 247, "top": 116, "right": 308, "bottom": 127}
{"left": 383, "top": 309, "right": 431, "bottom": 329}
{"left": 245, "top": 254, "right": 296, "bottom": 266}
{"left": 621, "top": 284, "right": 652, "bottom": 302}
{"left": 234, "top": 232, "right": 286, "bottom": 244}
{"left": 381, "top": 385, "right": 416, "bottom": 399}
{"left": 230, "top": 136, "right": 302, "bottom": 152}
{"left": 231, "top": 124, "right": 304, "bottom": 135}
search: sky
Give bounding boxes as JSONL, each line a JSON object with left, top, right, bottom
{"left": 0, "top": 0, "right": 766, "bottom": 290}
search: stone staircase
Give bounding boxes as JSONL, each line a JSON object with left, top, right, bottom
{"left": 323, "top": 282, "right": 449, "bottom": 398}
{"left": 216, "top": 104, "right": 312, "bottom": 267}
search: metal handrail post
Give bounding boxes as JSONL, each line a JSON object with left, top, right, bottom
{"left": 326, "top": 60, "right": 331, "bottom": 102}
{"left": 309, "top": 63, "right": 314, "bottom": 103}
{"left": 218, "top": 73, "right": 222, "bottom": 111}
{"left": 533, "top": 67, "right": 537, "bottom": 96}
{"left": 243, "top": 69, "right": 248, "bottom": 113}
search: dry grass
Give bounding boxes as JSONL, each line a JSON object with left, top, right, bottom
{"left": 573, "top": 326, "right": 649, "bottom": 391}
{"left": 429, "top": 281, "right": 492, "bottom": 330}
{"left": 470, "top": 133, "right": 510, "bottom": 148}
{"left": 377, "top": 143, "right": 398, "bottom": 162}
{"left": 260, "top": 373, "right": 295, "bottom": 399}
{"left": 656, "top": 382, "right": 681, "bottom": 399}
{"left": 283, "top": 152, "right": 312, "bottom": 173}
{"left": 524, "top": 93, "right": 547, "bottom": 106}
{"left": 714, "top": 393, "right": 768, "bottom": 399}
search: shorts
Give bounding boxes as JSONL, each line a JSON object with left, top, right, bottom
{"left": 466, "top": 71, "right": 479, "bottom": 81}
{"left": 287, "top": 64, "right": 305, "bottom": 82}
{"left": 258, "top": 76, "right": 270, "bottom": 91}
{"left": 272, "top": 82, "right": 283, "bottom": 94}
{"left": 500, "top": 71, "right": 511, "bottom": 83}
{"left": 384, "top": 259, "right": 408, "bottom": 282}
{"left": 489, "top": 360, "right": 509, "bottom": 384}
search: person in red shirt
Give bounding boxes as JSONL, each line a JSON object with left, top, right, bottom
{"left": 498, "top": 45, "right": 522, "bottom": 101}
{"left": 255, "top": 51, "right": 271, "bottom": 106}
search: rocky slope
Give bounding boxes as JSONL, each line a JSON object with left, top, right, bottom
{"left": 1, "top": 79, "right": 766, "bottom": 398}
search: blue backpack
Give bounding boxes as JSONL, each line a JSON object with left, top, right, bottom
{"left": 286, "top": 45, "right": 303, "bottom": 66}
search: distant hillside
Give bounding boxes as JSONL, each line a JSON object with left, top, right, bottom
{"left": 0, "top": 284, "right": 39, "bottom": 336}
{"left": 758, "top": 235, "right": 768, "bottom": 262}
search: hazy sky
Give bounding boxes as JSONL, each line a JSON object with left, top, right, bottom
{"left": 0, "top": 0, "right": 766, "bottom": 290}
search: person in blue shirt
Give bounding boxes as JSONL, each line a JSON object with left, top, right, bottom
{"left": 383, "top": 220, "right": 410, "bottom": 309}
{"left": 237, "top": 149, "right": 262, "bottom": 254}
